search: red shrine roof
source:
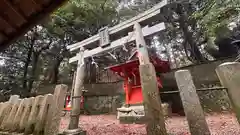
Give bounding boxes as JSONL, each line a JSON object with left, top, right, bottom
{"left": 107, "top": 51, "right": 170, "bottom": 78}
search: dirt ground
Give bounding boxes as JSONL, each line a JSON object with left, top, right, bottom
{"left": 60, "top": 113, "right": 240, "bottom": 135}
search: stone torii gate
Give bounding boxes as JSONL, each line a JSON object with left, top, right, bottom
{"left": 64, "top": 0, "right": 170, "bottom": 134}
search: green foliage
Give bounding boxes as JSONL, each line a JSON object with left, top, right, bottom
{"left": 47, "top": 0, "right": 119, "bottom": 41}
{"left": 192, "top": 0, "right": 240, "bottom": 37}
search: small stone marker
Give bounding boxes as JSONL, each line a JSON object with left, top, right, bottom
{"left": 44, "top": 84, "right": 68, "bottom": 135}
{"left": 24, "top": 95, "right": 44, "bottom": 134}
{"left": 175, "top": 70, "right": 211, "bottom": 135}
{"left": 19, "top": 97, "right": 34, "bottom": 132}
{"left": 216, "top": 62, "right": 240, "bottom": 124}
{"left": 33, "top": 94, "right": 53, "bottom": 135}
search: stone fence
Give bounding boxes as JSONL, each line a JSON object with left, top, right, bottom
{"left": 0, "top": 84, "right": 68, "bottom": 135}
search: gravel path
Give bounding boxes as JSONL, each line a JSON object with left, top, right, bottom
{"left": 60, "top": 113, "right": 240, "bottom": 135}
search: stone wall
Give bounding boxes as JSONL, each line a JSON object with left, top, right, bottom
{"left": 198, "top": 85, "right": 232, "bottom": 113}
{"left": 83, "top": 81, "right": 124, "bottom": 96}
{"left": 82, "top": 82, "right": 125, "bottom": 115}
{"left": 84, "top": 94, "right": 125, "bottom": 115}
{"left": 161, "top": 57, "right": 235, "bottom": 89}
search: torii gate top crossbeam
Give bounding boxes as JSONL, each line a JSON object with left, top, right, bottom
{"left": 67, "top": 0, "right": 168, "bottom": 51}
{"left": 67, "top": 0, "right": 170, "bottom": 63}
{"left": 69, "top": 23, "right": 165, "bottom": 63}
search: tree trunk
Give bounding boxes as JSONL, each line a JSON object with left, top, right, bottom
{"left": 22, "top": 41, "right": 34, "bottom": 89}
{"left": 50, "top": 58, "right": 63, "bottom": 84}
{"left": 177, "top": 4, "right": 206, "bottom": 63}
{"left": 28, "top": 52, "right": 40, "bottom": 93}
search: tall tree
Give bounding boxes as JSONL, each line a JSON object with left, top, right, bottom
{"left": 193, "top": 0, "right": 240, "bottom": 58}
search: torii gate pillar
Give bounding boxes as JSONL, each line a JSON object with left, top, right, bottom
{"left": 135, "top": 22, "right": 167, "bottom": 135}
{"left": 64, "top": 47, "right": 86, "bottom": 135}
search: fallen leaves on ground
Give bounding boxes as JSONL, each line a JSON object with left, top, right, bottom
{"left": 60, "top": 113, "right": 240, "bottom": 135}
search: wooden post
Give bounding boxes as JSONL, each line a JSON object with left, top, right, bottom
{"left": 44, "top": 84, "right": 68, "bottom": 135}
{"left": 123, "top": 69, "right": 130, "bottom": 106}
{"left": 216, "top": 62, "right": 240, "bottom": 124}
{"left": 68, "top": 48, "right": 86, "bottom": 130}
{"left": 175, "top": 70, "right": 210, "bottom": 135}
{"left": 134, "top": 22, "right": 167, "bottom": 135}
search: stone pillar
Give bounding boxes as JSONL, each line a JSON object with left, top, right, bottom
{"left": 44, "top": 84, "right": 68, "bottom": 135}
{"left": 66, "top": 47, "right": 86, "bottom": 135}
{"left": 25, "top": 95, "right": 44, "bottom": 134}
{"left": 0, "top": 95, "right": 19, "bottom": 129}
{"left": 134, "top": 22, "right": 167, "bottom": 135}
{"left": 175, "top": 70, "right": 210, "bottom": 135}
{"left": 19, "top": 97, "right": 34, "bottom": 132}
{"left": 12, "top": 98, "right": 28, "bottom": 132}
{"left": 34, "top": 94, "right": 53, "bottom": 135}
{"left": 4, "top": 99, "right": 21, "bottom": 131}
{"left": 216, "top": 62, "right": 240, "bottom": 124}
{"left": 0, "top": 103, "right": 9, "bottom": 127}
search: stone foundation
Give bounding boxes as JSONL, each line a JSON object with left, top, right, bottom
{"left": 117, "top": 103, "right": 170, "bottom": 124}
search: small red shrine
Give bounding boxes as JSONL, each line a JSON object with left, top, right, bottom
{"left": 107, "top": 51, "right": 170, "bottom": 105}
{"left": 64, "top": 51, "right": 170, "bottom": 111}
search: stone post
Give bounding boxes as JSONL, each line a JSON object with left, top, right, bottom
{"left": 34, "top": 94, "right": 53, "bottom": 135}
{"left": 175, "top": 70, "right": 210, "bottom": 135}
{"left": 19, "top": 97, "right": 34, "bottom": 132}
{"left": 25, "top": 95, "right": 44, "bottom": 134}
{"left": 0, "top": 103, "right": 9, "bottom": 127}
{"left": 44, "top": 84, "right": 68, "bottom": 135}
{"left": 0, "top": 95, "right": 19, "bottom": 129}
{"left": 12, "top": 98, "right": 28, "bottom": 132}
{"left": 216, "top": 62, "right": 240, "bottom": 124}
{"left": 4, "top": 99, "right": 21, "bottom": 131}
{"left": 66, "top": 47, "right": 86, "bottom": 135}
{"left": 134, "top": 22, "right": 167, "bottom": 135}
